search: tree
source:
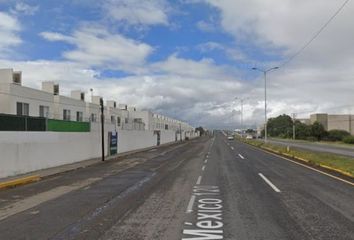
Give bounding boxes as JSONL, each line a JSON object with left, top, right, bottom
{"left": 327, "top": 129, "right": 350, "bottom": 141}
{"left": 267, "top": 114, "right": 293, "bottom": 138}
{"left": 195, "top": 126, "right": 205, "bottom": 136}
{"left": 311, "top": 121, "right": 327, "bottom": 141}
{"left": 245, "top": 129, "right": 256, "bottom": 134}
{"left": 294, "top": 120, "right": 311, "bottom": 140}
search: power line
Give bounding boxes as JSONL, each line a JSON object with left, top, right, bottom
{"left": 280, "top": 0, "right": 351, "bottom": 68}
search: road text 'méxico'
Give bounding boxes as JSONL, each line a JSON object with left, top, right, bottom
{"left": 182, "top": 185, "right": 223, "bottom": 240}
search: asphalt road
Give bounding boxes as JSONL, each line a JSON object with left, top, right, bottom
{"left": 267, "top": 138, "right": 354, "bottom": 157}
{"left": 0, "top": 132, "right": 353, "bottom": 239}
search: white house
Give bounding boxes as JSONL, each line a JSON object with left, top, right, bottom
{"left": 0, "top": 69, "right": 54, "bottom": 118}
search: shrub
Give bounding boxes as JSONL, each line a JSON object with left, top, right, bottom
{"left": 343, "top": 136, "right": 354, "bottom": 144}
{"left": 327, "top": 129, "right": 351, "bottom": 141}
{"left": 306, "top": 136, "right": 317, "bottom": 142}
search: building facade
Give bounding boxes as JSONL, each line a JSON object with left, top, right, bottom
{"left": 0, "top": 68, "right": 196, "bottom": 134}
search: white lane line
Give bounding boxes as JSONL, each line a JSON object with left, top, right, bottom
{"left": 238, "top": 154, "right": 245, "bottom": 159}
{"left": 202, "top": 165, "right": 206, "bottom": 171}
{"left": 231, "top": 146, "right": 234, "bottom": 150}
{"left": 204, "top": 159, "right": 208, "bottom": 163}
{"left": 186, "top": 195, "right": 196, "bottom": 213}
{"left": 196, "top": 176, "right": 202, "bottom": 185}
{"left": 184, "top": 222, "right": 193, "bottom": 226}
{"left": 258, "top": 173, "right": 281, "bottom": 193}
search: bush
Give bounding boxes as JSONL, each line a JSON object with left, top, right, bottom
{"left": 327, "top": 129, "right": 351, "bottom": 141}
{"left": 343, "top": 136, "right": 354, "bottom": 144}
{"left": 306, "top": 136, "right": 317, "bottom": 142}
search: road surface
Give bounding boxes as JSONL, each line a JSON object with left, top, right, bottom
{"left": 0, "top": 132, "right": 353, "bottom": 239}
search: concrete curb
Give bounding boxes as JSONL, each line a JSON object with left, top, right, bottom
{"left": 0, "top": 175, "right": 41, "bottom": 190}
{"left": 244, "top": 141, "right": 354, "bottom": 179}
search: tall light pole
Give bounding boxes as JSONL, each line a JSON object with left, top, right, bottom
{"left": 252, "top": 66, "right": 279, "bottom": 142}
{"left": 235, "top": 97, "right": 249, "bottom": 136}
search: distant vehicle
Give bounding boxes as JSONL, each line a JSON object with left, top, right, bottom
{"left": 246, "top": 135, "right": 253, "bottom": 140}
{"left": 227, "top": 136, "right": 234, "bottom": 140}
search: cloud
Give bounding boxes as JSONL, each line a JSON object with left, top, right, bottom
{"left": 104, "top": 0, "right": 169, "bottom": 26}
{"left": 0, "top": 12, "right": 21, "bottom": 55}
{"left": 40, "top": 26, "right": 154, "bottom": 72}
{"left": 197, "top": 41, "right": 247, "bottom": 61}
{"left": 196, "top": 20, "right": 215, "bottom": 32}
{"left": 12, "top": 2, "right": 39, "bottom": 15}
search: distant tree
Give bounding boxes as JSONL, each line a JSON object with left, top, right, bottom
{"left": 267, "top": 114, "right": 293, "bottom": 138}
{"left": 245, "top": 129, "right": 256, "bottom": 134}
{"left": 195, "top": 126, "right": 205, "bottom": 136}
{"left": 311, "top": 121, "right": 328, "bottom": 141}
{"left": 327, "top": 129, "right": 350, "bottom": 141}
{"left": 294, "top": 120, "right": 311, "bottom": 140}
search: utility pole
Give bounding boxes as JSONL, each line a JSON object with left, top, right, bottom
{"left": 179, "top": 123, "right": 182, "bottom": 141}
{"left": 252, "top": 66, "right": 279, "bottom": 143}
{"left": 292, "top": 113, "right": 296, "bottom": 140}
{"left": 100, "top": 98, "right": 105, "bottom": 162}
{"left": 235, "top": 97, "right": 249, "bottom": 136}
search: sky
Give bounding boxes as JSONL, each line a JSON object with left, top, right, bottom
{"left": 1, "top": 0, "right": 354, "bottom": 129}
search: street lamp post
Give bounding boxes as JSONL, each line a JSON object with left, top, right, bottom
{"left": 235, "top": 97, "right": 249, "bottom": 136}
{"left": 252, "top": 67, "right": 279, "bottom": 142}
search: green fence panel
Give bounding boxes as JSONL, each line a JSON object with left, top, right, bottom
{"left": 27, "top": 117, "right": 46, "bottom": 131}
{"left": 47, "top": 119, "right": 90, "bottom": 132}
{"left": 0, "top": 114, "right": 45, "bottom": 131}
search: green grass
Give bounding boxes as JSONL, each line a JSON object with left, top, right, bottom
{"left": 243, "top": 139, "right": 354, "bottom": 177}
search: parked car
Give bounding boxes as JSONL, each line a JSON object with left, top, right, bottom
{"left": 227, "top": 135, "right": 234, "bottom": 140}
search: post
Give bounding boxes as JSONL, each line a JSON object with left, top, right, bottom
{"left": 100, "top": 98, "right": 105, "bottom": 162}
{"left": 179, "top": 123, "right": 182, "bottom": 141}
{"left": 292, "top": 113, "right": 296, "bottom": 140}
{"left": 264, "top": 71, "right": 267, "bottom": 143}
{"left": 241, "top": 99, "right": 243, "bottom": 135}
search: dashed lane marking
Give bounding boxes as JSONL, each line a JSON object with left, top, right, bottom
{"left": 196, "top": 176, "right": 202, "bottom": 185}
{"left": 230, "top": 146, "right": 234, "bottom": 150}
{"left": 258, "top": 173, "right": 281, "bottom": 193}
{"left": 204, "top": 159, "right": 208, "bottom": 163}
{"left": 186, "top": 195, "right": 196, "bottom": 213}
{"left": 238, "top": 154, "right": 245, "bottom": 159}
{"left": 202, "top": 165, "right": 206, "bottom": 171}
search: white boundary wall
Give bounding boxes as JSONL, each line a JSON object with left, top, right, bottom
{"left": 0, "top": 123, "right": 198, "bottom": 178}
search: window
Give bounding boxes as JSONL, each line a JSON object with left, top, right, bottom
{"left": 111, "top": 115, "right": 115, "bottom": 124}
{"left": 76, "top": 111, "right": 83, "bottom": 122}
{"left": 39, "top": 106, "right": 49, "bottom": 118}
{"left": 91, "top": 113, "right": 97, "bottom": 122}
{"left": 17, "top": 102, "right": 29, "bottom": 116}
{"left": 117, "top": 117, "right": 121, "bottom": 126}
{"left": 125, "top": 118, "right": 128, "bottom": 124}
{"left": 63, "top": 109, "right": 71, "bottom": 121}
{"left": 165, "top": 124, "right": 168, "bottom": 130}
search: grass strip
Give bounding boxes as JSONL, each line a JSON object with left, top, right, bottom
{"left": 242, "top": 139, "right": 354, "bottom": 178}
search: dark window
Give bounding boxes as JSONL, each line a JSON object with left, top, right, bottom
{"left": 17, "top": 102, "right": 29, "bottom": 116}
{"left": 76, "top": 111, "right": 83, "bottom": 122}
{"left": 39, "top": 106, "right": 49, "bottom": 118}
{"left": 63, "top": 109, "right": 71, "bottom": 121}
